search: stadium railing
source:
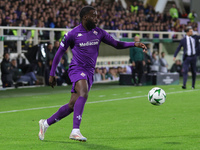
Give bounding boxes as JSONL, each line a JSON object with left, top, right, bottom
{"left": 0, "top": 26, "right": 186, "bottom": 70}
{"left": 0, "top": 26, "right": 185, "bottom": 56}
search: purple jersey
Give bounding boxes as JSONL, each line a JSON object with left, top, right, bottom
{"left": 50, "top": 23, "right": 135, "bottom": 76}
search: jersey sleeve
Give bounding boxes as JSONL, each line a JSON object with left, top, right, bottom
{"left": 101, "top": 29, "right": 135, "bottom": 49}
{"left": 50, "top": 31, "right": 73, "bottom": 76}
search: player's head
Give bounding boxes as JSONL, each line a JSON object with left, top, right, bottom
{"left": 80, "top": 6, "right": 97, "bottom": 30}
{"left": 185, "top": 26, "right": 193, "bottom": 36}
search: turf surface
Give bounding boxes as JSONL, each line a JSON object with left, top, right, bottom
{"left": 0, "top": 79, "right": 200, "bottom": 150}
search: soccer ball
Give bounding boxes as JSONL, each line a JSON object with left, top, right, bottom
{"left": 148, "top": 87, "right": 166, "bottom": 106}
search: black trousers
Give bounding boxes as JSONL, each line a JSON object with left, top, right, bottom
{"left": 182, "top": 55, "right": 196, "bottom": 87}
{"left": 132, "top": 61, "right": 144, "bottom": 84}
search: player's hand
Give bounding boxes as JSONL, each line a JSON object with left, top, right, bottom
{"left": 49, "top": 76, "right": 56, "bottom": 88}
{"left": 134, "top": 42, "right": 147, "bottom": 51}
{"left": 173, "top": 57, "right": 176, "bottom": 61}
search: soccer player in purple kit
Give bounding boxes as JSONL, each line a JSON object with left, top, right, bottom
{"left": 38, "top": 6, "right": 147, "bottom": 142}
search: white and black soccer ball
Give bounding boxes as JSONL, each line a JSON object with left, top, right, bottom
{"left": 148, "top": 87, "right": 166, "bottom": 106}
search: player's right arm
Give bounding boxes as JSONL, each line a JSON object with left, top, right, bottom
{"left": 173, "top": 39, "right": 183, "bottom": 61}
{"left": 49, "top": 31, "right": 73, "bottom": 88}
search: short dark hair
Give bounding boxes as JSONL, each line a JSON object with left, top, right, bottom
{"left": 3, "top": 52, "right": 9, "bottom": 57}
{"left": 161, "top": 52, "right": 165, "bottom": 55}
{"left": 79, "top": 6, "right": 95, "bottom": 21}
{"left": 185, "top": 26, "right": 192, "bottom": 32}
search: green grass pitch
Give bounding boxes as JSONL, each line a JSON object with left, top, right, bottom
{"left": 0, "top": 79, "right": 200, "bottom": 150}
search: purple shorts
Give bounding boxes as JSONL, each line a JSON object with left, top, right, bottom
{"left": 68, "top": 66, "right": 94, "bottom": 93}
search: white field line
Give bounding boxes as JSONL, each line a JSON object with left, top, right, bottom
{"left": 0, "top": 89, "right": 198, "bottom": 114}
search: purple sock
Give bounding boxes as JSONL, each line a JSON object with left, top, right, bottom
{"left": 73, "top": 96, "right": 87, "bottom": 129}
{"left": 47, "top": 103, "right": 73, "bottom": 126}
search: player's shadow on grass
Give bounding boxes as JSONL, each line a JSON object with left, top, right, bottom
{"left": 76, "top": 142, "right": 129, "bottom": 150}
{"left": 43, "top": 140, "right": 128, "bottom": 150}
{"left": 43, "top": 140, "right": 72, "bottom": 144}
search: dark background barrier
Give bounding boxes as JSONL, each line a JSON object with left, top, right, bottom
{"left": 119, "top": 73, "right": 179, "bottom": 85}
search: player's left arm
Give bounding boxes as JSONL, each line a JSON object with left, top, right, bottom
{"left": 101, "top": 30, "right": 147, "bottom": 51}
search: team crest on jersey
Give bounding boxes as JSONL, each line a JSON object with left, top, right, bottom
{"left": 93, "top": 30, "right": 98, "bottom": 35}
{"left": 80, "top": 72, "right": 86, "bottom": 77}
{"left": 77, "top": 33, "right": 83, "bottom": 37}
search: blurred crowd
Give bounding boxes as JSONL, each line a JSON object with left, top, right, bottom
{"left": 93, "top": 47, "right": 183, "bottom": 83}
{"left": 0, "top": 48, "right": 183, "bottom": 88}
{"left": 0, "top": 49, "right": 134, "bottom": 87}
{"left": 93, "top": 66, "right": 132, "bottom": 82}
{"left": 0, "top": 0, "right": 198, "bottom": 39}
{"left": 0, "top": 41, "right": 70, "bottom": 88}
{"left": 147, "top": 50, "right": 182, "bottom": 76}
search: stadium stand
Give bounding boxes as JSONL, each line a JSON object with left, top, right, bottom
{"left": 0, "top": 0, "right": 198, "bottom": 36}
{"left": 0, "top": 0, "right": 199, "bottom": 88}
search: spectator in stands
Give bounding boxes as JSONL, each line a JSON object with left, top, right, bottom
{"left": 130, "top": 1, "right": 138, "bottom": 14}
{"left": 188, "top": 10, "right": 198, "bottom": 23}
{"left": 165, "top": 12, "right": 172, "bottom": 22}
{"left": 159, "top": 52, "right": 168, "bottom": 73}
{"left": 100, "top": 68, "right": 106, "bottom": 81}
{"left": 177, "top": 8, "right": 182, "bottom": 19}
{"left": 94, "top": 67, "right": 102, "bottom": 82}
{"left": 109, "top": 67, "right": 119, "bottom": 81}
{"left": 170, "top": 59, "right": 182, "bottom": 76}
{"left": 11, "top": 59, "right": 38, "bottom": 86}
{"left": 144, "top": 4, "right": 155, "bottom": 15}
{"left": 181, "top": 10, "right": 188, "bottom": 18}
{"left": 130, "top": 36, "right": 144, "bottom": 85}
{"left": 55, "top": 57, "right": 66, "bottom": 86}
{"left": 151, "top": 51, "right": 160, "bottom": 72}
{"left": 1, "top": 52, "right": 13, "bottom": 87}
{"left": 102, "top": 68, "right": 112, "bottom": 80}
{"left": 117, "top": 66, "right": 123, "bottom": 74}
{"left": 36, "top": 44, "right": 47, "bottom": 77}
{"left": 169, "top": 4, "right": 179, "bottom": 19}
{"left": 61, "top": 50, "right": 69, "bottom": 68}
{"left": 99, "top": 21, "right": 105, "bottom": 29}
{"left": 193, "top": 27, "right": 199, "bottom": 35}
{"left": 123, "top": 66, "right": 132, "bottom": 74}
{"left": 174, "top": 19, "right": 181, "bottom": 31}
{"left": 138, "top": 2, "right": 144, "bottom": 11}
{"left": 147, "top": 14, "right": 155, "bottom": 22}
{"left": 143, "top": 48, "right": 152, "bottom": 74}
{"left": 46, "top": 43, "right": 55, "bottom": 68}
{"left": 104, "top": 22, "right": 110, "bottom": 30}
{"left": 0, "top": 17, "right": 2, "bottom": 26}
{"left": 53, "top": 41, "right": 60, "bottom": 54}
{"left": 16, "top": 54, "right": 27, "bottom": 69}
{"left": 35, "top": 60, "right": 45, "bottom": 85}
{"left": 45, "top": 43, "right": 55, "bottom": 85}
